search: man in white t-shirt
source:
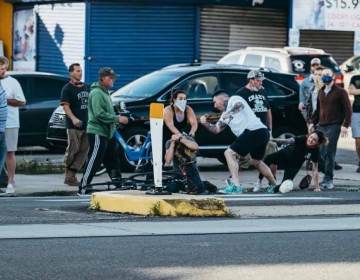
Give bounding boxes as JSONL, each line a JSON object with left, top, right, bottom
{"left": 0, "top": 57, "right": 26, "bottom": 195}
{"left": 200, "top": 90, "right": 276, "bottom": 193}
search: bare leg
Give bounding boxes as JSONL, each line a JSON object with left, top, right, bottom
{"left": 224, "top": 148, "right": 241, "bottom": 186}
{"left": 251, "top": 159, "right": 276, "bottom": 185}
{"left": 270, "top": 164, "right": 277, "bottom": 179}
{"left": 6, "top": 151, "right": 16, "bottom": 184}
{"left": 356, "top": 138, "right": 360, "bottom": 161}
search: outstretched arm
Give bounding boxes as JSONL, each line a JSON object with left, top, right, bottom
{"left": 200, "top": 117, "right": 228, "bottom": 134}
{"left": 272, "top": 137, "right": 295, "bottom": 145}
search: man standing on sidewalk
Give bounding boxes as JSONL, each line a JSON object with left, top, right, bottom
{"left": 0, "top": 58, "right": 8, "bottom": 192}
{"left": 61, "top": 63, "right": 90, "bottom": 186}
{"left": 348, "top": 74, "right": 360, "bottom": 173}
{"left": 299, "top": 57, "right": 321, "bottom": 123}
{"left": 311, "top": 68, "right": 352, "bottom": 189}
{"left": 0, "top": 56, "right": 26, "bottom": 195}
{"left": 78, "top": 67, "right": 128, "bottom": 195}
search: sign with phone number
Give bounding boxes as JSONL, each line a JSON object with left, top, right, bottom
{"left": 293, "top": 0, "right": 360, "bottom": 31}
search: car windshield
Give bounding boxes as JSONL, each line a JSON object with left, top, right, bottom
{"left": 290, "top": 55, "right": 340, "bottom": 74}
{"left": 112, "top": 70, "right": 181, "bottom": 99}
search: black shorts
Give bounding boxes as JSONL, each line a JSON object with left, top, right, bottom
{"left": 230, "top": 128, "right": 269, "bottom": 160}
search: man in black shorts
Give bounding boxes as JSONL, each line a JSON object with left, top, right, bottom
{"left": 200, "top": 90, "right": 277, "bottom": 194}
{"left": 258, "top": 130, "right": 328, "bottom": 193}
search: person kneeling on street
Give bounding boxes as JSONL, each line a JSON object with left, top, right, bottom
{"left": 256, "top": 130, "right": 328, "bottom": 193}
{"left": 78, "top": 67, "right": 128, "bottom": 195}
{"left": 164, "top": 133, "right": 208, "bottom": 194}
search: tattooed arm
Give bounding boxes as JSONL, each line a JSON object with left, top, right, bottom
{"left": 200, "top": 115, "right": 228, "bottom": 134}
{"left": 272, "top": 137, "right": 295, "bottom": 145}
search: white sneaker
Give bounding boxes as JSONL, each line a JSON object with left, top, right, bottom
{"left": 5, "top": 183, "right": 15, "bottom": 195}
{"left": 279, "top": 180, "right": 294, "bottom": 194}
{"left": 322, "top": 181, "right": 334, "bottom": 190}
{"left": 253, "top": 180, "right": 263, "bottom": 193}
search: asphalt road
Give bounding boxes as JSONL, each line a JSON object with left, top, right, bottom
{"left": 0, "top": 231, "right": 359, "bottom": 280}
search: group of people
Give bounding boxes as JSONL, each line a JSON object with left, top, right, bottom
{"left": 0, "top": 54, "right": 357, "bottom": 196}
{"left": 0, "top": 56, "right": 26, "bottom": 195}
{"left": 163, "top": 69, "right": 330, "bottom": 194}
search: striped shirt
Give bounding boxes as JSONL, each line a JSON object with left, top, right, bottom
{"left": 0, "top": 82, "right": 8, "bottom": 133}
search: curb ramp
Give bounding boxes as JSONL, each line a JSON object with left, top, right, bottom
{"left": 90, "top": 191, "right": 228, "bottom": 217}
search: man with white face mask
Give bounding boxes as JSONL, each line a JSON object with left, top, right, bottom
{"left": 311, "top": 68, "right": 352, "bottom": 190}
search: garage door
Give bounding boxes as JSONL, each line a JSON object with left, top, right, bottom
{"left": 300, "top": 30, "right": 354, "bottom": 64}
{"left": 87, "top": 3, "right": 196, "bottom": 87}
{"left": 200, "top": 5, "right": 288, "bottom": 62}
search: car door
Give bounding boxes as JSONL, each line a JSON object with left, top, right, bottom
{"left": 165, "top": 72, "right": 228, "bottom": 147}
{"left": 20, "top": 76, "right": 66, "bottom": 146}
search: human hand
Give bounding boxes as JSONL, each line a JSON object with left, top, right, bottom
{"left": 171, "top": 134, "right": 182, "bottom": 142}
{"left": 308, "top": 123, "right": 315, "bottom": 133}
{"left": 72, "top": 118, "right": 82, "bottom": 128}
{"left": 200, "top": 115, "right": 208, "bottom": 124}
{"left": 119, "top": 115, "right": 129, "bottom": 125}
{"left": 341, "top": 126, "right": 348, "bottom": 138}
{"left": 298, "top": 102, "right": 305, "bottom": 112}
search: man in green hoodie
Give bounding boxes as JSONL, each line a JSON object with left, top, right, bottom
{"left": 78, "top": 67, "right": 128, "bottom": 195}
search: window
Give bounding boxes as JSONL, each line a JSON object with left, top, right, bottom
{"left": 218, "top": 52, "right": 241, "bottom": 64}
{"left": 243, "top": 54, "right": 262, "bottom": 67}
{"left": 264, "top": 57, "right": 281, "bottom": 71}
{"left": 220, "top": 73, "right": 247, "bottom": 95}
{"left": 174, "top": 74, "right": 220, "bottom": 99}
{"left": 31, "top": 77, "right": 66, "bottom": 101}
{"left": 263, "top": 79, "right": 292, "bottom": 98}
{"left": 14, "top": 76, "right": 30, "bottom": 100}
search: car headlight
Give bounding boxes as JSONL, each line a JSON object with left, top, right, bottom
{"left": 50, "top": 106, "right": 65, "bottom": 123}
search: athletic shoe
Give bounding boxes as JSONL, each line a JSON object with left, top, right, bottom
{"left": 356, "top": 166, "right": 360, "bottom": 173}
{"left": 265, "top": 185, "right": 276, "bottom": 194}
{"left": 334, "top": 162, "right": 342, "bottom": 170}
{"left": 253, "top": 179, "right": 263, "bottom": 193}
{"left": 321, "top": 181, "right": 334, "bottom": 190}
{"left": 233, "top": 185, "right": 245, "bottom": 193}
{"left": 279, "top": 180, "right": 294, "bottom": 194}
{"left": 219, "top": 179, "right": 236, "bottom": 194}
{"left": 320, "top": 180, "right": 329, "bottom": 187}
{"left": 77, "top": 187, "right": 93, "bottom": 196}
{"left": 5, "top": 183, "right": 15, "bottom": 195}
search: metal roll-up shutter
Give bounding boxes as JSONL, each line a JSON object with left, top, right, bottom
{"left": 37, "top": 3, "right": 85, "bottom": 76}
{"left": 300, "top": 30, "right": 354, "bottom": 64}
{"left": 87, "top": 3, "right": 195, "bottom": 87}
{"left": 200, "top": 5, "right": 288, "bottom": 62}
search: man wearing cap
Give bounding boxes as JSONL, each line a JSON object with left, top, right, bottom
{"left": 78, "top": 67, "right": 128, "bottom": 195}
{"left": 236, "top": 69, "right": 272, "bottom": 131}
{"left": 299, "top": 57, "right": 321, "bottom": 123}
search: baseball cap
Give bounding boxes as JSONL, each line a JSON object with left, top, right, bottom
{"left": 310, "top": 58, "right": 321, "bottom": 65}
{"left": 247, "top": 70, "right": 265, "bottom": 80}
{"left": 99, "top": 67, "right": 117, "bottom": 79}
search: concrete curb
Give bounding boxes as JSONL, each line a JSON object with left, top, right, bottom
{"left": 90, "top": 191, "right": 229, "bottom": 217}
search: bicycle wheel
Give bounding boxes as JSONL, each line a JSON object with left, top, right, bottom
{"left": 125, "top": 171, "right": 180, "bottom": 189}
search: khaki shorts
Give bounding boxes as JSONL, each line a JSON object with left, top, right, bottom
{"left": 5, "top": 128, "right": 19, "bottom": 152}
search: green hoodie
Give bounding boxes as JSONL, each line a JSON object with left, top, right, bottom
{"left": 87, "top": 82, "right": 118, "bottom": 139}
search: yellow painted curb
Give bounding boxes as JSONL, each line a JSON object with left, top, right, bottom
{"left": 90, "top": 191, "right": 228, "bottom": 217}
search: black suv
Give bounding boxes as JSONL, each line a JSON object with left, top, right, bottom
{"left": 9, "top": 71, "right": 68, "bottom": 148}
{"left": 47, "top": 64, "right": 306, "bottom": 170}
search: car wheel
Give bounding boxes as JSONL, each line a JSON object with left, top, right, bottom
{"left": 121, "top": 127, "right": 152, "bottom": 172}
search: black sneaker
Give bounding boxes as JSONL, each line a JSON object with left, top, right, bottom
{"left": 356, "top": 166, "right": 360, "bottom": 173}
{"left": 77, "top": 187, "right": 93, "bottom": 197}
{"left": 334, "top": 162, "right": 342, "bottom": 170}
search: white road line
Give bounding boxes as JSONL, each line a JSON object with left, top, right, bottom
{"left": 1, "top": 217, "right": 360, "bottom": 239}
{"left": 223, "top": 197, "right": 340, "bottom": 201}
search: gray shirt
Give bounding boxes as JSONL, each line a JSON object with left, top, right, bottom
{"left": 299, "top": 75, "right": 314, "bottom": 106}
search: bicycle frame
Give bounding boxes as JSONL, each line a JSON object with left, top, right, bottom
{"left": 113, "top": 129, "right": 152, "bottom": 166}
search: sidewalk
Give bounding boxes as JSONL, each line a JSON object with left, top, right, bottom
{"left": 2, "top": 162, "right": 359, "bottom": 196}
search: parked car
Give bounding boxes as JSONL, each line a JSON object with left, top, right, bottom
{"left": 218, "top": 47, "right": 343, "bottom": 86}
{"left": 8, "top": 71, "right": 68, "bottom": 148}
{"left": 47, "top": 64, "right": 306, "bottom": 171}
{"left": 340, "top": 55, "right": 360, "bottom": 90}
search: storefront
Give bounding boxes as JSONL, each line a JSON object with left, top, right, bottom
{"left": 0, "top": 0, "right": 13, "bottom": 60}
{"left": 291, "top": 0, "right": 360, "bottom": 64}
{"left": 7, "top": 0, "right": 290, "bottom": 85}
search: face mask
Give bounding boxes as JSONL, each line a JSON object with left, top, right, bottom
{"left": 321, "top": 75, "right": 333, "bottom": 85}
{"left": 174, "top": 99, "right": 187, "bottom": 112}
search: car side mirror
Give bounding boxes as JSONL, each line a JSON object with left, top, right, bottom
{"left": 345, "top": 64, "right": 354, "bottom": 73}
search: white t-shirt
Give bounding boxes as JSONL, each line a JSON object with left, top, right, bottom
{"left": 219, "top": 95, "right": 266, "bottom": 137}
{"left": 0, "top": 76, "right": 26, "bottom": 128}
